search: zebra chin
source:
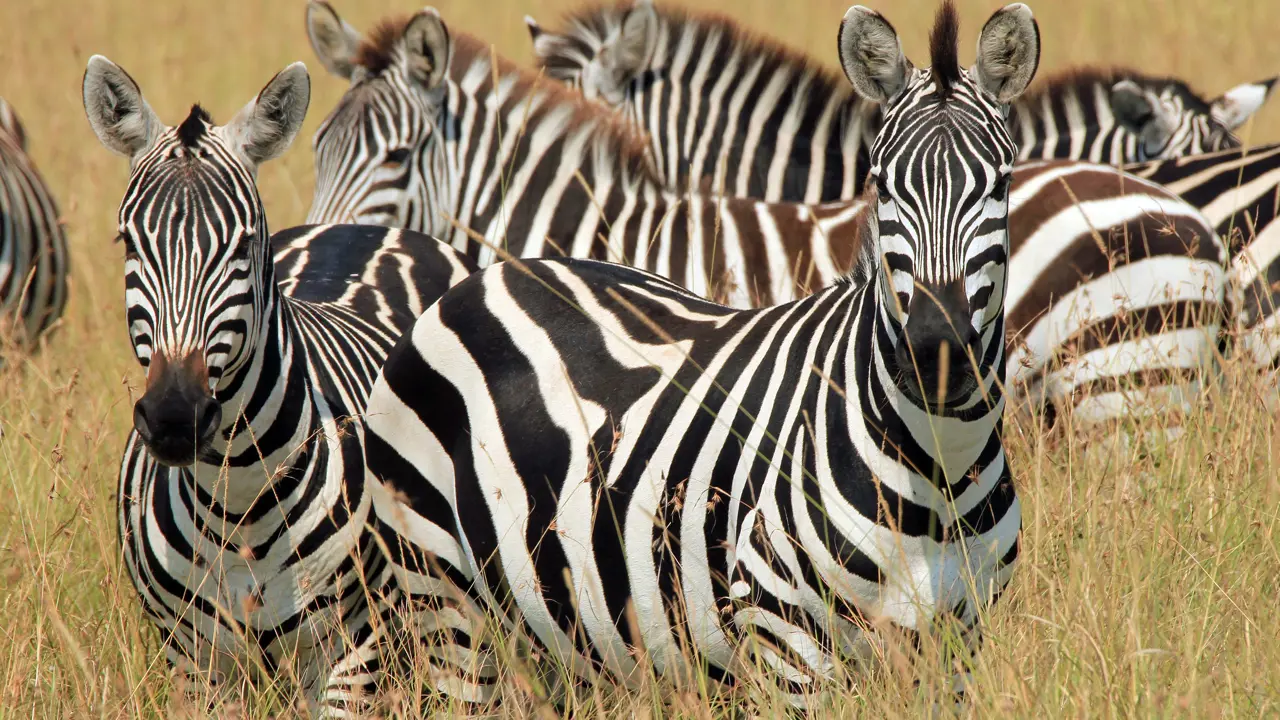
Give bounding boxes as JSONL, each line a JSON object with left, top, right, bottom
{"left": 133, "top": 352, "right": 222, "bottom": 467}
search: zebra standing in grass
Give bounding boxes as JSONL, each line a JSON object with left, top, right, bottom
{"left": 525, "top": 0, "right": 1276, "bottom": 201}
{"left": 361, "top": 2, "right": 1036, "bottom": 706}
{"left": 82, "top": 56, "right": 475, "bottom": 716}
{"left": 303, "top": 2, "right": 1226, "bottom": 435}
{"left": 0, "top": 96, "right": 70, "bottom": 361}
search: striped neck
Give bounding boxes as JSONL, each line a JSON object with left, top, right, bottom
{"left": 188, "top": 275, "right": 322, "bottom": 515}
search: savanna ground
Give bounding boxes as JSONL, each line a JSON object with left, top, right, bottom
{"left": 3, "top": 0, "right": 1280, "bottom": 717}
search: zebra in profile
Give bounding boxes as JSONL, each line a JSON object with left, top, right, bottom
{"left": 0, "top": 96, "right": 70, "bottom": 362}
{"left": 303, "top": 2, "right": 1225, "bottom": 435}
{"left": 362, "top": 1, "right": 1037, "bottom": 706}
{"left": 82, "top": 56, "right": 476, "bottom": 715}
{"left": 525, "top": 0, "right": 1276, "bottom": 201}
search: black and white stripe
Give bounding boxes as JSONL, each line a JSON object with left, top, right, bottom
{"left": 304, "top": 1, "right": 866, "bottom": 308}
{"left": 0, "top": 96, "right": 70, "bottom": 361}
{"left": 526, "top": 0, "right": 1276, "bottom": 201}
{"left": 362, "top": 3, "right": 1038, "bottom": 706}
{"left": 1126, "top": 143, "right": 1280, "bottom": 398}
{"left": 83, "top": 57, "right": 475, "bottom": 716}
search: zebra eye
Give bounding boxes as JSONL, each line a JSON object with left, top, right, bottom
{"left": 116, "top": 230, "right": 139, "bottom": 260}
{"left": 876, "top": 180, "right": 892, "bottom": 204}
{"left": 991, "top": 173, "right": 1013, "bottom": 202}
{"left": 383, "top": 148, "right": 412, "bottom": 166}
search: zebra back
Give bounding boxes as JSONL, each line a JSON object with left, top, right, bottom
{"left": 0, "top": 96, "right": 70, "bottom": 359}
{"left": 1125, "top": 142, "right": 1280, "bottom": 386}
{"left": 526, "top": 0, "right": 1276, "bottom": 202}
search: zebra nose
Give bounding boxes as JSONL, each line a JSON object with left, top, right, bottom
{"left": 133, "top": 356, "right": 221, "bottom": 466}
{"left": 895, "top": 286, "right": 982, "bottom": 404}
{"left": 195, "top": 396, "right": 223, "bottom": 444}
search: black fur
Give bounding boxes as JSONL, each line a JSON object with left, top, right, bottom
{"left": 176, "top": 104, "right": 212, "bottom": 147}
{"left": 929, "top": 1, "right": 962, "bottom": 97}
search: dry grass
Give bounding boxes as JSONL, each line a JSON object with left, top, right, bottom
{"left": 2, "top": 0, "right": 1279, "bottom": 717}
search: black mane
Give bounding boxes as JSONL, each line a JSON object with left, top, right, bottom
{"left": 176, "top": 104, "right": 212, "bottom": 147}
{"left": 930, "top": 1, "right": 962, "bottom": 97}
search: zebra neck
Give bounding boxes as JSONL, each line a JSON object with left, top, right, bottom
{"left": 850, "top": 276, "right": 1005, "bottom": 486}
{"left": 194, "top": 289, "right": 324, "bottom": 516}
{"left": 1010, "top": 85, "right": 1132, "bottom": 163}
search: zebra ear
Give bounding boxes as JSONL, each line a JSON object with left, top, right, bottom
{"left": 971, "top": 3, "right": 1040, "bottom": 103}
{"left": 0, "top": 98, "right": 27, "bottom": 151}
{"left": 606, "top": 0, "right": 658, "bottom": 79}
{"left": 224, "top": 62, "right": 311, "bottom": 168}
{"left": 306, "top": 0, "right": 362, "bottom": 81}
{"left": 1110, "top": 80, "right": 1174, "bottom": 149}
{"left": 402, "top": 8, "right": 451, "bottom": 91}
{"left": 838, "top": 6, "right": 911, "bottom": 104}
{"left": 83, "top": 55, "right": 163, "bottom": 161}
{"left": 524, "top": 15, "right": 543, "bottom": 42}
{"left": 1210, "top": 77, "right": 1278, "bottom": 130}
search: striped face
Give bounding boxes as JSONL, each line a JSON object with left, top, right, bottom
{"left": 1114, "top": 82, "right": 1242, "bottom": 162}
{"left": 306, "top": 9, "right": 452, "bottom": 233}
{"left": 308, "top": 72, "right": 440, "bottom": 229}
{"left": 117, "top": 122, "right": 270, "bottom": 393}
{"left": 526, "top": 2, "right": 656, "bottom": 109}
{"left": 839, "top": 2, "right": 1038, "bottom": 409}
{"left": 870, "top": 70, "right": 1015, "bottom": 406}
{"left": 84, "top": 56, "right": 310, "bottom": 466}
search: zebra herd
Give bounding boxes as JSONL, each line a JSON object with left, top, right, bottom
{"left": 0, "top": 0, "right": 1271, "bottom": 715}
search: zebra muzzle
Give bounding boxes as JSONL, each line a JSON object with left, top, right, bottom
{"left": 133, "top": 351, "right": 222, "bottom": 467}
{"left": 895, "top": 282, "right": 983, "bottom": 407}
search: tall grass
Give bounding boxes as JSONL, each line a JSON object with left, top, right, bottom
{"left": 1, "top": 0, "right": 1279, "bottom": 717}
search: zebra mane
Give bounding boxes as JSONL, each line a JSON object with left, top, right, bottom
{"left": 539, "top": 1, "right": 853, "bottom": 106}
{"left": 354, "top": 15, "right": 412, "bottom": 76}
{"left": 177, "top": 104, "right": 212, "bottom": 148}
{"left": 1020, "top": 66, "right": 1215, "bottom": 115}
{"left": 347, "top": 14, "right": 657, "bottom": 180}
{"left": 929, "top": 1, "right": 962, "bottom": 97}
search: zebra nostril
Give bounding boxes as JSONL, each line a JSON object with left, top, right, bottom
{"left": 133, "top": 400, "right": 153, "bottom": 442}
{"left": 195, "top": 397, "right": 222, "bottom": 443}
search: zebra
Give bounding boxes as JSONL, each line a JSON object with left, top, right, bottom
{"left": 0, "top": 96, "right": 70, "bottom": 362}
{"left": 303, "top": 2, "right": 1224, "bottom": 435}
{"left": 82, "top": 56, "right": 476, "bottom": 715}
{"left": 524, "top": 0, "right": 1276, "bottom": 202}
{"left": 360, "top": 1, "right": 1038, "bottom": 707}
{"left": 1125, "top": 142, "right": 1280, "bottom": 402}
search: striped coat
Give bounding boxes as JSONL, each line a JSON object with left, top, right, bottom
{"left": 305, "top": 3, "right": 1225, "bottom": 432}
{"left": 526, "top": 1, "right": 1274, "bottom": 203}
{"left": 0, "top": 97, "right": 69, "bottom": 360}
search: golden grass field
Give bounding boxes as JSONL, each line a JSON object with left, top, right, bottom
{"left": 3, "top": 0, "right": 1280, "bottom": 717}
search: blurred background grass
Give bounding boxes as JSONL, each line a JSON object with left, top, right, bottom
{"left": 1, "top": 0, "right": 1278, "bottom": 717}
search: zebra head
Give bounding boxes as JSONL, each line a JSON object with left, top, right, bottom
{"left": 839, "top": 2, "right": 1038, "bottom": 409}
{"left": 524, "top": 0, "right": 659, "bottom": 109}
{"left": 83, "top": 56, "right": 311, "bottom": 467}
{"left": 305, "top": 2, "right": 450, "bottom": 231}
{"left": 1110, "top": 75, "right": 1278, "bottom": 161}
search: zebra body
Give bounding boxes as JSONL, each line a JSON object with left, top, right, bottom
{"left": 1127, "top": 143, "right": 1280, "bottom": 393}
{"left": 305, "top": 1, "right": 868, "bottom": 308}
{"left": 363, "top": 2, "right": 1037, "bottom": 705}
{"left": 83, "top": 58, "right": 475, "bottom": 715}
{"left": 305, "top": 3, "right": 1224, "bottom": 433}
{"left": 0, "top": 96, "right": 70, "bottom": 359}
{"left": 526, "top": 0, "right": 1275, "bottom": 202}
